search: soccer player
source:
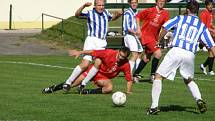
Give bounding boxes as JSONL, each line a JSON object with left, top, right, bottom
{"left": 123, "top": 0, "right": 143, "bottom": 79}
{"left": 133, "top": 0, "right": 170, "bottom": 81}
{"left": 62, "top": 0, "right": 122, "bottom": 91}
{"left": 147, "top": 1, "right": 215, "bottom": 115}
{"left": 42, "top": 47, "right": 133, "bottom": 94}
{"left": 199, "top": 0, "right": 215, "bottom": 76}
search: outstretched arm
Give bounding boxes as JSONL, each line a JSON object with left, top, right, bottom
{"left": 111, "top": 10, "right": 123, "bottom": 21}
{"left": 75, "top": 2, "right": 92, "bottom": 17}
{"left": 68, "top": 50, "right": 93, "bottom": 58}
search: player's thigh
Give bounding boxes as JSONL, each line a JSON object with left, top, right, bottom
{"left": 179, "top": 51, "right": 195, "bottom": 80}
{"left": 145, "top": 41, "right": 160, "bottom": 54}
{"left": 124, "top": 35, "right": 143, "bottom": 52}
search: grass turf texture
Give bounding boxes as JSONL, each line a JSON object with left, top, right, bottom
{"left": 0, "top": 51, "right": 214, "bottom": 121}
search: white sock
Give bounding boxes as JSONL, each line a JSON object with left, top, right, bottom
{"left": 65, "top": 65, "right": 82, "bottom": 85}
{"left": 151, "top": 79, "right": 162, "bottom": 108}
{"left": 129, "top": 60, "right": 135, "bottom": 74}
{"left": 187, "top": 81, "right": 202, "bottom": 101}
{"left": 135, "top": 58, "right": 141, "bottom": 69}
{"left": 81, "top": 66, "right": 98, "bottom": 86}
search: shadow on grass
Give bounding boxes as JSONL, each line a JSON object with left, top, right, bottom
{"left": 159, "top": 105, "right": 199, "bottom": 114}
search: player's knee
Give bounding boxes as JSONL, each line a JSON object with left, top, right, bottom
{"left": 102, "top": 85, "right": 113, "bottom": 94}
{"left": 183, "top": 77, "right": 193, "bottom": 85}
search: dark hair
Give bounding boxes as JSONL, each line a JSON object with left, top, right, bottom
{"left": 186, "top": 0, "right": 199, "bottom": 14}
{"left": 205, "top": 0, "right": 213, "bottom": 6}
{"left": 119, "top": 46, "right": 130, "bottom": 57}
{"left": 128, "top": 0, "right": 138, "bottom": 3}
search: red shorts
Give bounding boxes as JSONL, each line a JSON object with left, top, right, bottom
{"left": 143, "top": 41, "right": 160, "bottom": 54}
{"left": 82, "top": 65, "right": 109, "bottom": 84}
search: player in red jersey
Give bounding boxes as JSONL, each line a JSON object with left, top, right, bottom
{"left": 42, "top": 47, "right": 133, "bottom": 94}
{"left": 199, "top": 0, "right": 215, "bottom": 76}
{"left": 133, "top": 0, "right": 170, "bottom": 81}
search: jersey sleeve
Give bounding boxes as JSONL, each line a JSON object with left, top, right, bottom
{"left": 163, "top": 16, "right": 179, "bottom": 31}
{"left": 123, "top": 12, "right": 132, "bottom": 32}
{"left": 200, "top": 28, "right": 215, "bottom": 48}
{"left": 121, "top": 62, "right": 132, "bottom": 82}
{"left": 104, "top": 10, "right": 113, "bottom": 21}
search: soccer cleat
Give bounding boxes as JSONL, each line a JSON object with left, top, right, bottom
{"left": 196, "top": 99, "right": 207, "bottom": 113}
{"left": 200, "top": 64, "right": 207, "bottom": 75}
{"left": 77, "top": 85, "right": 86, "bottom": 94}
{"left": 146, "top": 107, "right": 160, "bottom": 115}
{"left": 42, "top": 85, "right": 55, "bottom": 94}
{"left": 63, "top": 84, "right": 71, "bottom": 92}
{"left": 208, "top": 71, "right": 215, "bottom": 76}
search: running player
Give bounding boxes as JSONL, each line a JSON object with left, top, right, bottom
{"left": 147, "top": 1, "right": 215, "bottom": 115}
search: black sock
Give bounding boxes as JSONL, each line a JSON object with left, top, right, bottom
{"left": 151, "top": 57, "right": 159, "bottom": 75}
{"left": 208, "top": 57, "right": 214, "bottom": 72}
{"left": 52, "top": 82, "right": 64, "bottom": 92}
{"left": 203, "top": 57, "right": 209, "bottom": 67}
{"left": 82, "top": 88, "right": 103, "bottom": 94}
{"left": 199, "top": 43, "right": 204, "bottom": 49}
{"left": 133, "top": 59, "right": 147, "bottom": 76}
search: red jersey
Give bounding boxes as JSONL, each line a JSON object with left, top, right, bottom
{"left": 90, "top": 49, "right": 132, "bottom": 82}
{"left": 200, "top": 9, "right": 213, "bottom": 29}
{"left": 136, "top": 7, "right": 169, "bottom": 44}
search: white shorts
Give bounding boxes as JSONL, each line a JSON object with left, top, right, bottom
{"left": 156, "top": 47, "right": 195, "bottom": 80}
{"left": 83, "top": 36, "right": 107, "bottom": 61}
{"left": 124, "top": 34, "right": 143, "bottom": 52}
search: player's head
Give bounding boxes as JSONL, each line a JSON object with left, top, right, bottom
{"left": 205, "top": 0, "right": 213, "bottom": 12}
{"left": 94, "top": 0, "right": 105, "bottom": 13}
{"left": 156, "top": 0, "right": 166, "bottom": 9}
{"left": 117, "top": 46, "right": 130, "bottom": 61}
{"left": 186, "top": 0, "right": 199, "bottom": 14}
{"left": 128, "top": 0, "right": 138, "bottom": 10}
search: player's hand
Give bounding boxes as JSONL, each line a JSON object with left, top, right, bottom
{"left": 84, "top": 2, "right": 92, "bottom": 7}
{"left": 68, "top": 50, "right": 80, "bottom": 58}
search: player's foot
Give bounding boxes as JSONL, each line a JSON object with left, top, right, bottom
{"left": 77, "top": 85, "right": 86, "bottom": 94}
{"left": 208, "top": 71, "right": 215, "bottom": 76}
{"left": 146, "top": 107, "right": 160, "bottom": 115}
{"left": 42, "top": 85, "right": 56, "bottom": 94}
{"left": 63, "top": 84, "right": 71, "bottom": 92}
{"left": 200, "top": 64, "right": 207, "bottom": 75}
{"left": 196, "top": 99, "right": 207, "bottom": 113}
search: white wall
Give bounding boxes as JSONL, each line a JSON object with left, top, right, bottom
{"left": 0, "top": 0, "right": 94, "bottom": 22}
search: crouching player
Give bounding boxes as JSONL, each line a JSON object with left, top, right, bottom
{"left": 42, "top": 47, "right": 133, "bottom": 94}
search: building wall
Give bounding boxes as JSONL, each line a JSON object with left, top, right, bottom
{"left": 0, "top": 0, "right": 94, "bottom": 29}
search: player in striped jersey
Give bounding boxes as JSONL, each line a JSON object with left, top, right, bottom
{"left": 63, "top": 0, "right": 122, "bottom": 91}
{"left": 147, "top": 1, "right": 215, "bottom": 115}
{"left": 199, "top": 0, "right": 215, "bottom": 76}
{"left": 123, "top": 0, "right": 143, "bottom": 79}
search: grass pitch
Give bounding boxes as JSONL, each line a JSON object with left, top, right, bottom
{"left": 0, "top": 51, "right": 214, "bottom": 121}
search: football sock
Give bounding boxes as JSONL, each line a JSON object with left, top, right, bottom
{"left": 129, "top": 60, "right": 136, "bottom": 74}
{"left": 135, "top": 58, "right": 141, "bottom": 69}
{"left": 151, "top": 79, "right": 162, "bottom": 109}
{"left": 203, "top": 57, "right": 209, "bottom": 67}
{"left": 65, "top": 65, "right": 82, "bottom": 85}
{"left": 52, "top": 82, "right": 64, "bottom": 91}
{"left": 208, "top": 57, "right": 214, "bottom": 72}
{"left": 187, "top": 81, "right": 202, "bottom": 101}
{"left": 81, "top": 66, "right": 98, "bottom": 86}
{"left": 151, "top": 57, "right": 159, "bottom": 75}
{"left": 81, "top": 88, "right": 102, "bottom": 94}
{"left": 133, "top": 59, "right": 147, "bottom": 76}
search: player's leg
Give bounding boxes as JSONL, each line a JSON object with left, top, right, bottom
{"left": 80, "top": 79, "right": 112, "bottom": 94}
{"left": 42, "top": 82, "right": 64, "bottom": 94}
{"left": 207, "top": 50, "right": 214, "bottom": 75}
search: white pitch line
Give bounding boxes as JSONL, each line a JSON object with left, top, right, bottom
{"left": 174, "top": 76, "right": 214, "bottom": 82}
{"left": 0, "top": 61, "right": 73, "bottom": 70}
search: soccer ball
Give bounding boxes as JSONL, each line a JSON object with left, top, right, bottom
{"left": 112, "top": 91, "right": 126, "bottom": 106}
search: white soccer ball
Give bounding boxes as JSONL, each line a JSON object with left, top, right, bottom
{"left": 112, "top": 91, "right": 126, "bottom": 106}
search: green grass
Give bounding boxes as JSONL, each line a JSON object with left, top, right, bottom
{"left": 0, "top": 51, "right": 214, "bottom": 121}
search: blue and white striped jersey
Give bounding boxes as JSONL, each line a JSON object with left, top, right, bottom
{"left": 163, "top": 15, "right": 215, "bottom": 53}
{"left": 123, "top": 8, "right": 137, "bottom": 34}
{"left": 80, "top": 8, "right": 112, "bottom": 39}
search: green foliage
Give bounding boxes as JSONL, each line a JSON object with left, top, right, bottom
{"left": 0, "top": 51, "right": 214, "bottom": 121}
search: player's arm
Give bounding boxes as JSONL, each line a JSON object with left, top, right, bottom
{"left": 75, "top": 2, "right": 92, "bottom": 17}
{"left": 111, "top": 10, "right": 123, "bottom": 21}
{"left": 68, "top": 50, "right": 93, "bottom": 58}
{"left": 122, "top": 63, "right": 133, "bottom": 94}
{"left": 136, "top": 17, "right": 141, "bottom": 38}
{"left": 157, "top": 27, "right": 168, "bottom": 45}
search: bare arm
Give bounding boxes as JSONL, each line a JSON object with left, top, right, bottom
{"left": 75, "top": 2, "right": 92, "bottom": 17}
{"left": 68, "top": 50, "right": 93, "bottom": 58}
{"left": 136, "top": 17, "right": 141, "bottom": 38}
{"left": 126, "top": 81, "right": 133, "bottom": 94}
{"left": 111, "top": 10, "right": 123, "bottom": 21}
